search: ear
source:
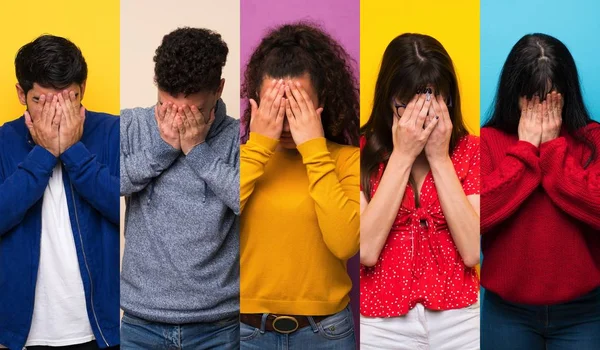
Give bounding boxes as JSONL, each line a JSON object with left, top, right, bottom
{"left": 79, "top": 81, "right": 87, "bottom": 101}
{"left": 16, "top": 84, "right": 27, "bottom": 106}
{"left": 215, "top": 78, "right": 225, "bottom": 99}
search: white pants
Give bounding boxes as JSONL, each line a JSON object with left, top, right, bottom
{"left": 360, "top": 302, "right": 480, "bottom": 350}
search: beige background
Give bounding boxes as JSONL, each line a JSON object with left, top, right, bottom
{"left": 120, "top": 0, "right": 241, "bottom": 265}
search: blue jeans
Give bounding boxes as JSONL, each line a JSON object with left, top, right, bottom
{"left": 240, "top": 305, "right": 356, "bottom": 350}
{"left": 481, "top": 288, "right": 600, "bottom": 350}
{"left": 120, "top": 313, "right": 239, "bottom": 349}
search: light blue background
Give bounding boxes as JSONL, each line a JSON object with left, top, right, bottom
{"left": 481, "top": 0, "right": 600, "bottom": 124}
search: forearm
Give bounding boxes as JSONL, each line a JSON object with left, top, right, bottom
{"left": 359, "top": 152, "right": 412, "bottom": 266}
{"left": 120, "top": 134, "right": 180, "bottom": 196}
{"left": 540, "top": 137, "right": 600, "bottom": 229}
{"left": 61, "top": 142, "right": 120, "bottom": 225}
{"left": 430, "top": 157, "right": 480, "bottom": 267}
{"left": 0, "top": 146, "right": 55, "bottom": 235}
{"left": 240, "top": 132, "right": 278, "bottom": 212}
{"left": 298, "top": 138, "right": 360, "bottom": 261}
{"left": 481, "top": 141, "right": 542, "bottom": 232}
{"left": 184, "top": 142, "right": 240, "bottom": 214}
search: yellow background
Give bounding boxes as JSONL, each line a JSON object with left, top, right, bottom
{"left": 360, "top": 0, "right": 480, "bottom": 135}
{"left": 0, "top": 0, "right": 120, "bottom": 126}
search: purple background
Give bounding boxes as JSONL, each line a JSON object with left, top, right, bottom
{"left": 240, "top": 0, "right": 361, "bottom": 339}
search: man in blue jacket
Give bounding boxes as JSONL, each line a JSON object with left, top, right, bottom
{"left": 0, "top": 35, "right": 119, "bottom": 349}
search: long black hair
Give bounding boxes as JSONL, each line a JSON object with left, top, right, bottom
{"left": 484, "top": 33, "right": 597, "bottom": 167}
{"left": 360, "top": 33, "right": 469, "bottom": 200}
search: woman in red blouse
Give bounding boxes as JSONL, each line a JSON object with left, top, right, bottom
{"left": 480, "top": 34, "right": 600, "bottom": 349}
{"left": 359, "top": 34, "right": 481, "bottom": 349}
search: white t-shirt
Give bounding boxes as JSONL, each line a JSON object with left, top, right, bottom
{"left": 25, "top": 164, "right": 95, "bottom": 347}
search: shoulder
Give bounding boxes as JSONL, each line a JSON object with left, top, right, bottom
{"left": 120, "top": 106, "right": 153, "bottom": 125}
{"left": 0, "top": 117, "right": 25, "bottom": 140}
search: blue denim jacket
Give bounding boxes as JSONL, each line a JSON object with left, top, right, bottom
{"left": 0, "top": 111, "right": 120, "bottom": 349}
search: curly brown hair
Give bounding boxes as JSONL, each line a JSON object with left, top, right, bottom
{"left": 241, "top": 22, "right": 359, "bottom": 146}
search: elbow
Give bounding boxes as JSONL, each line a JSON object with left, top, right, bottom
{"left": 462, "top": 252, "right": 480, "bottom": 268}
{"left": 359, "top": 247, "right": 380, "bottom": 267}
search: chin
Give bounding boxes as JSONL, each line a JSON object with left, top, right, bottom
{"left": 279, "top": 141, "right": 297, "bottom": 149}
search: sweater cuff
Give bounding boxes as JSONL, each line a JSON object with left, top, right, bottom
{"left": 22, "top": 145, "right": 58, "bottom": 175}
{"left": 296, "top": 137, "right": 328, "bottom": 160}
{"left": 539, "top": 137, "right": 567, "bottom": 175}
{"left": 184, "top": 142, "right": 217, "bottom": 174}
{"left": 506, "top": 141, "right": 540, "bottom": 165}
{"left": 148, "top": 127, "right": 181, "bottom": 170}
{"left": 60, "top": 142, "right": 92, "bottom": 171}
{"left": 247, "top": 132, "right": 279, "bottom": 152}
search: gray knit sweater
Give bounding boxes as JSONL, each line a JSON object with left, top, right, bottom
{"left": 120, "top": 99, "right": 239, "bottom": 323}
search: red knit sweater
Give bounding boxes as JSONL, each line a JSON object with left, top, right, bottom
{"left": 481, "top": 123, "right": 600, "bottom": 305}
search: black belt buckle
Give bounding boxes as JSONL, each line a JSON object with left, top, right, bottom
{"left": 272, "top": 315, "right": 299, "bottom": 334}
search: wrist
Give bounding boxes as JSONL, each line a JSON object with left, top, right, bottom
{"left": 388, "top": 151, "right": 414, "bottom": 171}
{"left": 429, "top": 155, "right": 453, "bottom": 172}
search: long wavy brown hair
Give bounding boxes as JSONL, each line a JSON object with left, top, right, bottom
{"left": 241, "top": 22, "right": 359, "bottom": 146}
{"left": 361, "top": 33, "right": 470, "bottom": 201}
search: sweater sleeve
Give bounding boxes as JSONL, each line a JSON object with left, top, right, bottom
{"left": 297, "top": 138, "right": 360, "bottom": 260}
{"left": 240, "top": 132, "right": 278, "bottom": 213}
{"left": 481, "top": 137, "right": 542, "bottom": 233}
{"left": 539, "top": 136, "right": 600, "bottom": 229}
{"left": 120, "top": 110, "right": 180, "bottom": 196}
{"left": 0, "top": 146, "right": 56, "bottom": 236}
{"left": 184, "top": 138, "right": 240, "bottom": 215}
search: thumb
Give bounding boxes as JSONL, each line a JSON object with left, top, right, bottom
{"left": 315, "top": 107, "right": 324, "bottom": 119}
{"left": 249, "top": 99, "right": 258, "bottom": 117}
{"left": 24, "top": 110, "right": 34, "bottom": 128}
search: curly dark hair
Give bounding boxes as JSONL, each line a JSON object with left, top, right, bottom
{"left": 15, "top": 35, "right": 87, "bottom": 94}
{"left": 154, "top": 27, "right": 228, "bottom": 95}
{"left": 241, "top": 22, "right": 359, "bottom": 146}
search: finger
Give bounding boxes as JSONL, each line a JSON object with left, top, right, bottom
{"left": 285, "top": 85, "right": 302, "bottom": 119}
{"left": 24, "top": 110, "right": 34, "bottom": 131}
{"left": 276, "top": 97, "right": 286, "bottom": 126}
{"left": 207, "top": 107, "right": 216, "bottom": 125}
{"left": 416, "top": 96, "right": 432, "bottom": 129}
{"left": 315, "top": 107, "right": 323, "bottom": 120}
{"left": 263, "top": 79, "right": 281, "bottom": 111}
{"left": 157, "top": 101, "right": 168, "bottom": 122}
{"left": 520, "top": 96, "right": 527, "bottom": 117}
{"left": 270, "top": 82, "right": 285, "bottom": 119}
{"left": 423, "top": 115, "right": 440, "bottom": 138}
{"left": 261, "top": 78, "right": 277, "bottom": 100}
{"left": 183, "top": 105, "right": 198, "bottom": 125}
{"left": 249, "top": 99, "right": 259, "bottom": 119}
{"left": 40, "top": 94, "right": 50, "bottom": 124}
{"left": 535, "top": 99, "right": 543, "bottom": 124}
{"left": 526, "top": 97, "right": 534, "bottom": 120}
{"left": 556, "top": 93, "right": 563, "bottom": 121}
{"left": 175, "top": 115, "right": 185, "bottom": 134}
{"left": 57, "top": 92, "right": 68, "bottom": 122}
{"left": 437, "top": 94, "right": 451, "bottom": 122}
{"left": 285, "top": 98, "right": 296, "bottom": 123}
{"left": 409, "top": 94, "right": 427, "bottom": 122}
{"left": 62, "top": 90, "right": 74, "bottom": 120}
{"left": 80, "top": 106, "right": 86, "bottom": 119}
{"left": 295, "top": 81, "right": 315, "bottom": 110}
{"left": 47, "top": 95, "right": 58, "bottom": 128}
{"left": 289, "top": 80, "right": 310, "bottom": 118}
{"left": 68, "top": 90, "right": 77, "bottom": 114}
{"left": 165, "top": 103, "right": 174, "bottom": 125}
{"left": 542, "top": 99, "right": 549, "bottom": 124}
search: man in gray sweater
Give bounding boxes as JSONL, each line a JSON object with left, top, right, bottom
{"left": 119, "top": 28, "right": 240, "bottom": 349}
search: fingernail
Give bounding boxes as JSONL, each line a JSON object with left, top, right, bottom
{"left": 295, "top": 81, "right": 300, "bottom": 87}
{"left": 426, "top": 93, "right": 431, "bottom": 101}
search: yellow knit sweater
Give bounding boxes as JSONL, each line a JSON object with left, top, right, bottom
{"left": 240, "top": 132, "right": 360, "bottom": 315}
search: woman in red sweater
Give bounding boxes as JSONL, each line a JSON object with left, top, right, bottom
{"left": 360, "top": 34, "right": 481, "bottom": 349}
{"left": 481, "top": 33, "right": 600, "bottom": 349}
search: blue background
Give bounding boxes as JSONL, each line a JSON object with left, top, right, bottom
{"left": 480, "top": 0, "right": 600, "bottom": 124}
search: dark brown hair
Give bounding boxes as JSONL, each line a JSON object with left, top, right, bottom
{"left": 241, "top": 22, "right": 359, "bottom": 146}
{"left": 361, "top": 33, "right": 470, "bottom": 201}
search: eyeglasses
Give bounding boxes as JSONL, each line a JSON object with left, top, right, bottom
{"left": 392, "top": 94, "right": 453, "bottom": 117}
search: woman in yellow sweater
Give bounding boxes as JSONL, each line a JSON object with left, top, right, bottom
{"left": 239, "top": 22, "right": 360, "bottom": 349}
